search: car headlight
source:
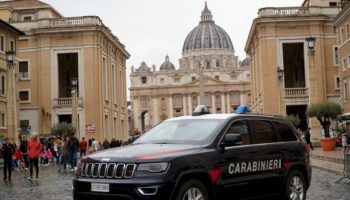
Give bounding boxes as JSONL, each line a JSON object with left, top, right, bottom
{"left": 137, "top": 162, "right": 169, "bottom": 173}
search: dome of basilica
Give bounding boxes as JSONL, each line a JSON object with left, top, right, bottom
{"left": 160, "top": 55, "right": 175, "bottom": 70}
{"left": 182, "top": 3, "right": 234, "bottom": 53}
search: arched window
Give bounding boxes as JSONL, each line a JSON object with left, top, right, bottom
{"left": 192, "top": 95, "right": 198, "bottom": 107}
{"left": 204, "top": 94, "right": 211, "bottom": 105}
{"left": 175, "top": 95, "right": 182, "bottom": 107}
{"left": 230, "top": 93, "right": 240, "bottom": 105}
{"left": 215, "top": 94, "right": 221, "bottom": 105}
{"left": 142, "top": 97, "right": 148, "bottom": 108}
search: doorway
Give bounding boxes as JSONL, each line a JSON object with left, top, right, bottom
{"left": 286, "top": 105, "right": 308, "bottom": 131}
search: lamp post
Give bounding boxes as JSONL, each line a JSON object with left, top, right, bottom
{"left": 277, "top": 67, "right": 284, "bottom": 81}
{"left": 5, "top": 50, "right": 18, "bottom": 145}
{"left": 71, "top": 78, "right": 78, "bottom": 138}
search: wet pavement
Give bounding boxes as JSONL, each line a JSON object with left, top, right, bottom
{"left": 0, "top": 165, "right": 350, "bottom": 200}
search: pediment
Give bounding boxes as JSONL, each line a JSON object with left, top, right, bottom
{"left": 185, "top": 76, "right": 226, "bottom": 86}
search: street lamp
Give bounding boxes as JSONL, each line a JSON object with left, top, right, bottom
{"left": 306, "top": 36, "right": 316, "bottom": 54}
{"left": 277, "top": 67, "right": 284, "bottom": 81}
{"left": 71, "top": 77, "right": 78, "bottom": 138}
{"left": 5, "top": 50, "right": 18, "bottom": 145}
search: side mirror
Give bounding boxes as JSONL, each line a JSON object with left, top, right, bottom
{"left": 220, "top": 134, "right": 242, "bottom": 148}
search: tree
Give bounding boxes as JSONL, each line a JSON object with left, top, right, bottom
{"left": 306, "top": 102, "right": 343, "bottom": 138}
{"left": 51, "top": 122, "right": 76, "bottom": 137}
{"left": 283, "top": 115, "right": 300, "bottom": 128}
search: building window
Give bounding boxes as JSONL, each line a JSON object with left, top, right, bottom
{"left": 333, "top": 47, "right": 339, "bottom": 65}
{"left": 23, "top": 16, "right": 32, "bottom": 21}
{"left": 112, "top": 64, "right": 117, "bottom": 104}
{"left": 329, "top": 2, "right": 337, "bottom": 6}
{"left": 347, "top": 24, "right": 350, "bottom": 39}
{"left": 114, "top": 117, "right": 118, "bottom": 138}
{"left": 230, "top": 93, "right": 240, "bottom": 105}
{"left": 206, "top": 61, "right": 210, "bottom": 69}
{"left": 0, "top": 75, "right": 5, "bottom": 95}
{"left": 347, "top": 56, "right": 350, "bottom": 68}
{"left": 142, "top": 97, "right": 148, "bottom": 108}
{"left": 335, "top": 76, "right": 340, "bottom": 90}
{"left": 0, "top": 35, "right": 4, "bottom": 52}
{"left": 192, "top": 95, "right": 198, "bottom": 107}
{"left": 175, "top": 95, "right": 182, "bottom": 107}
{"left": 160, "top": 78, "right": 164, "bottom": 84}
{"left": 192, "top": 76, "right": 196, "bottom": 81}
{"left": 215, "top": 94, "right": 221, "bottom": 105}
{"left": 141, "top": 76, "right": 147, "bottom": 84}
{"left": 341, "top": 28, "right": 345, "bottom": 43}
{"left": 161, "top": 97, "right": 166, "bottom": 108}
{"left": 19, "top": 61, "right": 29, "bottom": 79}
{"left": 204, "top": 94, "right": 211, "bottom": 105}
{"left": 120, "top": 69, "right": 124, "bottom": 105}
{"left": 345, "top": 81, "right": 349, "bottom": 101}
{"left": 216, "top": 60, "right": 220, "bottom": 67}
{"left": 215, "top": 75, "right": 219, "bottom": 80}
{"left": 174, "top": 77, "right": 180, "bottom": 83}
{"left": 10, "top": 40, "right": 15, "bottom": 51}
{"left": 103, "top": 57, "right": 108, "bottom": 100}
{"left": 0, "top": 113, "right": 5, "bottom": 128}
{"left": 104, "top": 115, "right": 109, "bottom": 139}
{"left": 19, "top": 90, "right": 30, "bottom": 102}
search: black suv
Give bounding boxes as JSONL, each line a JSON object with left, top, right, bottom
{"left": 73, "top": 111, "right": 311, "bottom": 200}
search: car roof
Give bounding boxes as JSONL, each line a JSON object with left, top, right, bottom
{"left": 166, "top": 113, "right": 284, "bottom": 121}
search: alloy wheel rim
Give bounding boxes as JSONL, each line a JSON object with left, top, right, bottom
{"left": 289, "top": 176, "right": 304, "bottom": 200}
{"left": 183, "top": 187, "right": 204, "bottom": 200}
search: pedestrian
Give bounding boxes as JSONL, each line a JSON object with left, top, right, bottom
{"left": 20, "top": 135, "right": 29, "bottom": 170}
{"left": 103, "top": 138, "right": 110, "bottom": 149}
{"left": 27, "top": 132, "right": 42, "bottom": 181}
{"left": 79, "top": 137, "right": 87, "bottom": 158}
{"left": 92, "top": 138, "right": 99, "bottom": 152}
{"left": 1, "top": 138, "right": 15, "bottom": 181}
{"left": 68, "top": 136, "right": 79, "bottom": 171}
{"left": 13, "top": 145, "right": 22, "bottom": 170}
{"left": 39, "top": 148, "right": 45, "bottom": 166}
{"left": 304, "top": 127, "right": 314, "bottom": 150}
{"left": 58, "top": 137, "right": 69, "bottom": 172}
{"left": 110, "top": 138, "right": 118, "bottom": 148}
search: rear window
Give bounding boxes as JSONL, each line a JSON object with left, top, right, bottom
{"left": 273, "top": 122, "right": 298, "bottom": 142}
{"left": 251, "top": 120, "right": 277, "bottom": 144}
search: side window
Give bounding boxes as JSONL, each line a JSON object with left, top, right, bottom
{"left": 273, "top": 122, "right": 298, "bottom": 142}
{"left": 251, "top": 120, "right": 276, "bottom": 144}
{"left": 226, "top": 120, "right": 251, "bottom": 145}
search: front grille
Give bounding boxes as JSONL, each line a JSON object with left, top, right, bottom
{"left": 80, "top": 162, "right": 137, "bottom": 179}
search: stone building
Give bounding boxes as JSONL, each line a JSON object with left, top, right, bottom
{"left": 245, "top": 0, "right": 341, "bottom": 141}
{"left": 0, "top": 19, "right": 24, "bottom": 144}
{"left": 335, "top": 0, "right": 350, "bottom": 113}
{"left": 130, "top": 3, "right": 251, "bottom": 132}
{"left": 0, "top": 0, "right": 130, "bottom": 142}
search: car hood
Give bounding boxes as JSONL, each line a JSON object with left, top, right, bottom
{"left": 85, "top": 143, "right": 202, "bottom": 163}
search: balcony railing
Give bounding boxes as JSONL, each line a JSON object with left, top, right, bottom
{"left": 284, "top": 88, "right": 308, "bottom": 97}
{"left": 53, "top": 97, "right": 83, "bottom": 108}
{"left": 258, "top": 6, "right": 340, "bottom": 18}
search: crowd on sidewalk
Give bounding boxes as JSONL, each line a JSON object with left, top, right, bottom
{"left": 0, "top": 132, "right": 129, "bottom": 182}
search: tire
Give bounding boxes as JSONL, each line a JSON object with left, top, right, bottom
{"left": 283, "top": 170, "right": 306, "bottom": 200}
{"left": 175, "top": 179, "right": 209, "bottom": 200}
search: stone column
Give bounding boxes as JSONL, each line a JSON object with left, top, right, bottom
{"left": 211, "top": 94, "right": 216, "bottom": 113}
{"left": 183, "top": 94, "right": 187, "bottom": 115}
{"left": 240, "top": 93, "right": 244, "bottom": 105}
{"left": 226, "top": 93, "right": 231, "bottom": 113}
{"left": 188, "top": 94, "right": 192, "bottom": 114}
{"left": 221, "top": 93, "right": 226, "bottom": 113}
{"left": 133, "top": 97, "right": 140, "bottom": 130}
{"left": 168, "top": 95, "right": 173, "bottom": 118}
{"left": 152, "top": 96, "right": 159, "bottom": 125}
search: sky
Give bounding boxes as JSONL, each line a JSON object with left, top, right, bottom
{"left": 42, "top": 0, "right": 302, "bottom": 94}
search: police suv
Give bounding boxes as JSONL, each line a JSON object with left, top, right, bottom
{"left": 73, "top": 106, "right": 311, "bottom": 200}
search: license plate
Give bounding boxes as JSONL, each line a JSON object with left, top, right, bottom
{"left": 91, "top": 183, "right": 110, "bottom": 193}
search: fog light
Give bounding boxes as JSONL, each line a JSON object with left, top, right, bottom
{"left": 137, "top": 186, "right": 158, "bottom": 196}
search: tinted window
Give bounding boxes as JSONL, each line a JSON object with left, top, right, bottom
{"left": 226, "top": 120, "right": 250, "bottom": 145}
{"left": 273, "top": 122, "right": 298, "bottom": 142}
{"left": 251, "top": 120, "right": 276, "bottom": 144}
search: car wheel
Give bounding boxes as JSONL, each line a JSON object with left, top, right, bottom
{"left": 175, "top": 179, "right": 209, "bottom": 200}
{"left": 283, "top": 170, "right": 306, "bottom": 200}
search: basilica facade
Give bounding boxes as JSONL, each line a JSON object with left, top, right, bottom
{"left": 130, "top": 3, "right": 251, "bottom": 132}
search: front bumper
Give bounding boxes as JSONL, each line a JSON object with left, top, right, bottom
{"left": 73, "top": 177, "right": 175, "bottom": 200}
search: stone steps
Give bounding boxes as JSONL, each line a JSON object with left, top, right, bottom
{"left": 310, "top": 158, "right": 344, "bottom": 176}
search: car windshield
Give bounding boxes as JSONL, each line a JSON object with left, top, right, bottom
{"left": 134, "top": 118, "right": 225, "bottom": 146}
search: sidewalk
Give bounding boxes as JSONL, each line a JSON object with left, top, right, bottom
{"left": 310, "top": 147, "right": 346, "bottom": 176}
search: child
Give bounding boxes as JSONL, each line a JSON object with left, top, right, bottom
{"left": 45, "top": 147, "right": 52, "bottom": 166}
{"left": 39, "top": 148, "right": 45, "bottom": 166}
{"left": 14, "top": 146, "right": 22, "bottom": 170}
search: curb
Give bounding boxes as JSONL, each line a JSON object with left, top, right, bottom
{"left": 311, "top": 164, "right": 343, "bottom": 176}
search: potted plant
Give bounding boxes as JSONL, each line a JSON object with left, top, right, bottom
{"left": 307, "top": 102, "right": 343, "bottom": 151}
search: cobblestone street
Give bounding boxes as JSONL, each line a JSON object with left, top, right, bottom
{"left": 0, "top": 166, "right": 349, "bottom": 200}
